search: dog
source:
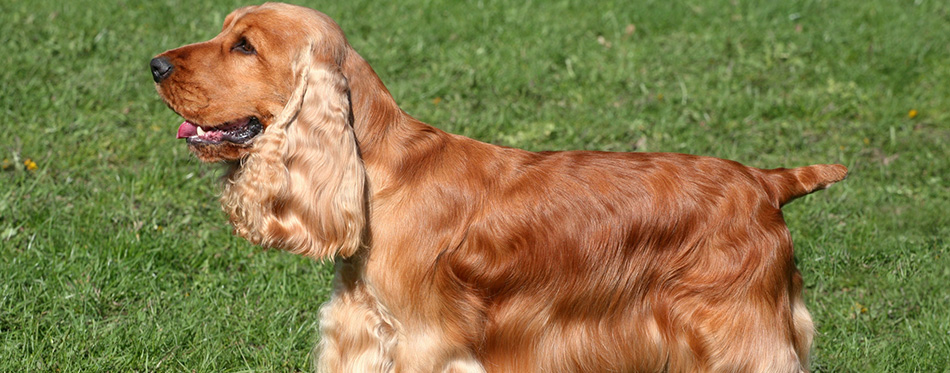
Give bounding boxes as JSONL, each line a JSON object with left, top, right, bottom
{"left": 151, "top": 3, "right": 846, "bottom": 372}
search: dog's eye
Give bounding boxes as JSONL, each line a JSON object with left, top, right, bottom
{"left": 231, "top": 38, "right": 256, "bottom": 55}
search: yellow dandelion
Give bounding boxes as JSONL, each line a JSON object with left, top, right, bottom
{"left": 657, "top": 93, "right": 664, "bottom": 101}
{"left": 863, "top": 138, "right": 870, "bottom": 145}
{"left": 432, "top": 97, "right": 442, "bottom": 105}
{"left": 1, "top": 158, "right": 11, "bottom": 170}
{"left": 851, "top": 302, "right": 868, "bottom": 314}
{"left": 908, "top": 109, "right": 918, "bottom": 119}
{"left": 24, "top": 159, "right": 38, "bottom": 171}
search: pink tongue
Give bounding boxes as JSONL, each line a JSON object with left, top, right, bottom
{"left": 177, "top": 121, "right": 198, "bottom": 139}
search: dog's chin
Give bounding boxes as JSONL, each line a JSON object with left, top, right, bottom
{"left": 188, "top": 142, "right": 253, "bottom": 162}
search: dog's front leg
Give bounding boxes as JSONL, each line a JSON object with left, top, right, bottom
{"left": 390, "top": 330, "right": 486, "bottom": 373}
{"left": 314, "top": 280, "right": 396, "bottom": 372}
{"left": 315, "top": 289, "right": 486, "bottom": 373}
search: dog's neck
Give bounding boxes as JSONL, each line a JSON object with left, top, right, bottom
{"left": 343, "top": 50, "right": 403, "bottom": 153}
{"left": 341, "top": 48, "right": 449, "bottom": 191}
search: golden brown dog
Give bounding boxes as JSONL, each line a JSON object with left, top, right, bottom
{"left": 151, "top": 3, "right": 847, "bottom": 372}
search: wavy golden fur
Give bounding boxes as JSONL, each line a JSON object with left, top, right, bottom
{"left": 152, "top": 3, "right": 847, "bottom": 372}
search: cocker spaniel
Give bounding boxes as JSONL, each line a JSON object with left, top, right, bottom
{"left": 151, "top": 3, "right": 847, "bottom": 372}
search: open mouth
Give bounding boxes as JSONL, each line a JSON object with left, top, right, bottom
{"left": 177, "top": 117, "right": 263, "bottom": 145}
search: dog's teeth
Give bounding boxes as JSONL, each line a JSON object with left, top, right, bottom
{"left": 196, "top": 127, "right": 206, "bottom": 136}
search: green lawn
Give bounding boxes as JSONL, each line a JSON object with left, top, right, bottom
{"left": 2, "top": 0, "right": 948, "bottom": 371}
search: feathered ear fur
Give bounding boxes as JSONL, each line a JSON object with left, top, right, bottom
{"left": 221, "top": 47, "right": 368, "bottom": 259}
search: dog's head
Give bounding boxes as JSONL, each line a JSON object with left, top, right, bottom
{"left": 153, "top": 3, "right": 367, "bottom": 259}
{"left": 151, "top": 3, "right": 349, "bottom": 162}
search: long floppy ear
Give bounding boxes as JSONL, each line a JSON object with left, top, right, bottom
{"left": 222, "top": 47, "right": 368, "bottom": 260}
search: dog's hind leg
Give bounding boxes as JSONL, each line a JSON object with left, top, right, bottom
{"left": 789, "top": 270, "right": 815, "bottom": 372}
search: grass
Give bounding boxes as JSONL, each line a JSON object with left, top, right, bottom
{"left": 1, "top": 0, "right": 948, "bottom": 371}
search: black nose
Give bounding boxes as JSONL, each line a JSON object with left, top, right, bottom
{"left": 150, "top": 57, "right": 174, "bottom": 83}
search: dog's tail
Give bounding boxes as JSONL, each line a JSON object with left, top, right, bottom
{"left": 760, "top": 164, "right": 848, "bottom": 207}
